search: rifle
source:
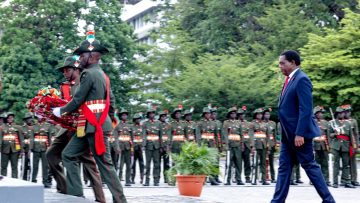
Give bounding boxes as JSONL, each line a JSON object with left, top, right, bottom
{"left": 329, "top": 108, "right": 340, "bottom": 133}
{"left": 251, "top": 150, "right": 258, "bottom": 185}
{"left": 223, "top": 150, "right": 230, "bottom": 183}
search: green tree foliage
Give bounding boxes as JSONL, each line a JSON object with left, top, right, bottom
{"left": 301, "top": 6, "right": 360, "bottom": 118}
{"left": 0, "top": 0, "right": 139, "bottom": 121}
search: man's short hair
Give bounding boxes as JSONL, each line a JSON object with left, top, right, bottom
{"left": 281, "top": 50, "right": 301, "bottom": 66}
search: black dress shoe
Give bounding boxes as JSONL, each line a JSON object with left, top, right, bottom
{"left": 215, "top": 178, "right": 222, "bottom": 183}
{"left": 290, "top": 180, "right": 298, "bottom": 185}
{"left": 340, "top": 182, "right": 345, "bottom": 186}
{"left": 224, "top": 182, "right": 231, "bottom": 185}
{"left": 345, "top": 183, "right": 355, "bottom": 188}
{"left": 210, "top": 181, "right": 219, "bottom": 186}
{"left": 295, "top": 179, "right": 304, "bottom": 184}
{"left": 351, "top": 181, "right": 360, "bottom": 186}
{"left": 143, "top": 183, "right": 149, "bottom": 186}
{"left": 251, "top": 182, "right": 257, "bottom": 185}
{"left": 125, "top": 183, "right": 131, "bottom": 186}
{"left": 130, "top": 181, "right": 135, "bottom": 184}
{"left": 237, "top": 181, "right": 245, "bottom": 185}
{"left": 154, "top": 183, "right": 159, "bottom": 186}
{"left": 333, "top": 184, "right": 338, "bottom": 188}
{"left": 271, "top": 180, "right": 276, "bottom": 183}
{"left": 245, "top": 178, "right": 251, "bottom": 183}
{"left": 262, "top": 181, "right": 270, "bottom": 185}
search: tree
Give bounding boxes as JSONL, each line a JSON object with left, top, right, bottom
{"left": 301, "top": 5, "right": 360, "bottom": 118}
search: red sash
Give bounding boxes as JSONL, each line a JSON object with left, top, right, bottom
{"left": 336, "top": 135, "right": 354, "bottom": 158}
{"left": 80, "top": 73, "right": 110, "bottom": 155}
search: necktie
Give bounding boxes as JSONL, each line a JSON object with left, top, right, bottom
{"left": 281, "top": 76, "right": 290, "bottom": 96}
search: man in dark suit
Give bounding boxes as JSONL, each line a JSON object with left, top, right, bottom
{"left": 271, "top": 50, "right": 335, "bottom": 203}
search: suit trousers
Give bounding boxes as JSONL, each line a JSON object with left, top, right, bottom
{"left": 271, "top": 138, "right": 335, "bottom": 203}
{"left": 1, "top": 152, "right": 19, "bottom": 178}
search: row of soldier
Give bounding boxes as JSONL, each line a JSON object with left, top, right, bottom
{"left": 0, "top": 104, "right": 358, "bottom": 189}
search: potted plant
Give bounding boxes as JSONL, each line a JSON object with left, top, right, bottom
{"left": 167, "top": 141, "right": 219, "bottom": 197}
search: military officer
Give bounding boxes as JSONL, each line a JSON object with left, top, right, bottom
{"left": 313, "top": 106, "right": 331, "bottom": 186}
{"left": 21, "top": 112, "right": 35, "bottom": 181}
{"left": 158, "top": 110, "right": 171, "bottom": 183}
{"left": 53, "top": 27, "right": 127, "bottom": 202}
{"left": 0, "top": 112, "right": 24, "bottom": 178}
{"left": 343, "top": 105, "right": 359, "bottom": 186}
{"left": 143, "top": 109, "right": 162, "bottom": 186}
{"left": 223, "top": 107, "right": 243, "bottom": 185}
{"left": 169, "top": 108, "right": 186, "bottom": 154}
{"left": 263, "top": 108, "right": 277, "bottom": 183}
{"left": 330, "top": 106, "right": 356, "bottom": 188}
{"left": 131, "top": 113, "right": 145, "bottom": 184}
{"left": 198, "top": 107, "right": 219, "bottom": 185}
{"left": 114, "top": 108, "right": 132, "bottom": 186}
{"left": 31, "top": 117, "right": 52, "bottom": 187}
{"left": 237, "top": 107, "right": 253, "bottom": 183}
{"left": 211, "top": 107, "right": 223, "bottom": 184}
{"left": 183, "top": 109, "right": 197, "bottom": 142}
{"left": 251, "top": 108, "right": 270, "bottom": 185}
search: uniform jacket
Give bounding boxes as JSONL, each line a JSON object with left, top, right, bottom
{"left": 31, "top": 122, "right": 52, "bottom": 152}
{"left": 330, "top": 119, "right": 353, "bottom": 152}
{"left": 0, "top": 123, "right": 24, "bottom": 153}
{"left": 143, "top": 119, "right": 162, "bottom": 150}
{"left": 114, "top": 121, "right": 132, "bottom": 151}
{"left": 222, "top": 119, "right": 242, "bottom": 148}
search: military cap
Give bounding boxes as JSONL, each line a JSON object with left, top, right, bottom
{"left": 146, "top": 109, "right": 156, "bottom": 114}
{"left": 23, "top": 112, "right": 34, "bottom": 120}
{"left": 118, "top": 108, "right": 129, "bottom": 115}
{"left": 183, "top": 109, "right": 193, "bottom": 116}
{"left": 158, "top": 110, "right": 169, "bottom": 116}
{"left": 237, "top": 106, "right": 247, "bottom": 114}
{"left": 132, "top": 113, "right": 142, "bottom": 121}
{"left": 57, "top": 55, "right": 81, "bottom": 72}
{"left": 171, "top": 108, "right": 182, "bottom": 119}
{"left": 253, "top": 108, "right": 264, "bottom": 114}
{"left": 6, "top": 112, "right": 15, "bottom": 117}
{"left": 313, "top": 106, "right": 325, "bottom": 114}
{"left": 335, "top": 106, "right": 345, "bottom": 113}
{"left": 73, "top": 25, "right": 109, "bottom": 55}
{"left": 0, "top": 113, "right": 6, "bottom": 118}
{"left": 202, "top": 107, "right": 211, "bottom": 114}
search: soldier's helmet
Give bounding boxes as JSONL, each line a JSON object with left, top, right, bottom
{"left": 23, "top": 112, "right": 34, "bottom": 120}
{"left": 158, "top": 110, "right": 168, "bottom": 117}
{"left": 57, "top": 55, "right": 81, "bottom": 72}
{"left": 227, "top": 107, "right": 237, "bottom": 118}
{"left": 132, "top": 113, "right": 142, "bottom": 121}
{"left": 335, "top": 106, "right": 345, "bottom": 113}
{"left": 6, "top": 112, "right": 15, "bottom": 118}
{"left": 171, "top": 108, "right": 182, "bottom": 119}
{"left": 341, "top": 104, "right": 352, "bottom": 112}
{"left": 313, "top": 106, "right": 325, "bottom": 114}
{"left": 73, "top": 25, "right": 109, "bottom": 55}
{"left": 0, "top": 113, "right": 6, "bottom": 119}
{"left": 202, "top": 107, "right": 211, "bottom": 114}
{"left": 118, "top": 108, "right": 129, "bottom": 116}
{"left": 253, "top": 108, "right": 264, "bottom": 115}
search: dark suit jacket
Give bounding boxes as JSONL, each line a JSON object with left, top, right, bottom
{"left": 278, "top": 69, "right": 320, "bottom": 140}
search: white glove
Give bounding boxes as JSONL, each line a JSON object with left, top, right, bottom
{"left": 52, "top": 107, "right": 61, "bottom": 117}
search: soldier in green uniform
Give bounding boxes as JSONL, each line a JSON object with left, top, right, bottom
{"left": 251, "top": 108, "right": 270, "bottom": 185}
{"left": 198, "top": 107, "right": 219, "bottom": 185}
{"left": 183, "top": 109, "right": 197, "bottom": 142}
{"left": 343, "top": 105, "right": 359, "bottom": 186}
{"left": 31, "top": 117, "right": 52, "bottom": 187}
{"left": 237, "top": 107, "right": 253, "bottom": 183}
{"left": 143, "top": 109, "right": 162, "bottom": 186}
{"left": 158, "top": 110, "right": 171, "bottom": 183}
{"left": 21, "top": 112, "right": 34, "bottom": 181}
{"left": 263, "top": 108, "right": 277, "bottom": 183}
{"left": 169, "top": 108, "right": 186, "bottom": 154}
{"left": 313, "top": 106, "right": 331, "bottom": 186}
{"left": 0, "top": 112, "right": 24, "bottom": 178}
{"left": 53, "top": 28, "right": 127, "bottom": 202}
{"left": 114, "top": 108, "right": 132, "bottom": 186}
{"left": 131, "top": 113, "right": 145, "bottom": 184}
{"left": 223, "top": 107, "right": 243, "bottom": 185}
{"left": 211, "top": 107, "right": 223, "bottom": 184}
{"left": 330, "top": 106, "right": 356, "bottom": 188}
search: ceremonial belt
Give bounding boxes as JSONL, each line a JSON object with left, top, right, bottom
{"left": 147, "top": 134, "right": 159, "bottom": 141}
{"left": 3, "top": 134, "right": 17, "bottom": 140}
{"left": 254, "top": 132, "right": 266, "bottom": 139}
{"left": 313, "top": 135, "right": 327, "bottom": 142}
{"left": 109, "top": 135, "right": 115, "bottom": 143}
{"left": 243, "top": 133, "right": 250, "bottom": 139}
{"left": 133, "top": 136, "right": 143, "bottom": 143}
{"left": 228, "top": 134, "right": 241, "bottom": 141}
{"left": 162, "top": 135, "right": 169, "bottom": 141}
{"left": 34, "top": 135, "right": 48, "bottom": 142}
{"left": 187, "top": 135, "right": 195, "bottom": 141}
{"left": 85, "top": 100, "right": 106, "bottom": 113}
{"left": 172, "top": 135, "right": 185, "bottom": 141}
{"left": 119, "top": 135, "right": 131, "bottom": 142}
{"left": 336, "top": 135, "right": 355, "bottom": 158}
{"left": 80, "top": 73, "right": 110, "bottom": 155}
{"left": 201, "top": 133, "right": 214, "bottom": 140}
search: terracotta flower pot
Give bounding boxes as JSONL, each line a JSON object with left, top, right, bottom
{"left": 176, "top": 175, "right": 206, "bottom": 197}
